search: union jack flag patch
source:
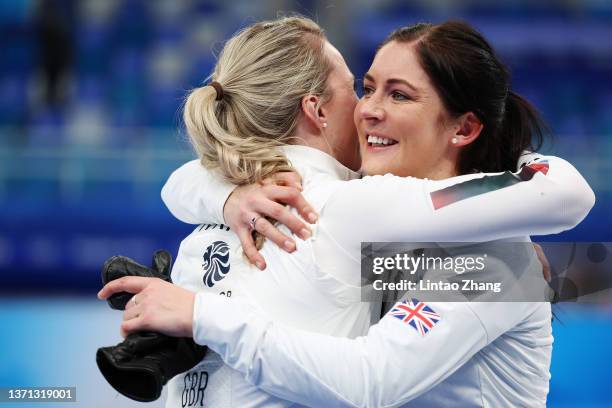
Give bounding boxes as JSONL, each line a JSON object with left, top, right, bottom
{"left": 389, "top": 299, "right": 441, "bottom": 336}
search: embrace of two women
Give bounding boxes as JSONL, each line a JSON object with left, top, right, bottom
{"left": 98, "top": 16, "right": 595, "bottom": 407}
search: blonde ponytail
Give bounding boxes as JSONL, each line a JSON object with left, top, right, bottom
{"left": 184, "top": 85, "right": 294, "bottom": 185}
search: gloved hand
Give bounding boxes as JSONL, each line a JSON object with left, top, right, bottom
{"left": 97, "top": 249, "right": 207, "bottom": 402}
{"left": 96, "top": 332, "right": 207, "bottom": 402}
{"left": 102, "top": 249, "right": 173, "bottom": 310}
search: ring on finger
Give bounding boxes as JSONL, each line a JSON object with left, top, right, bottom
{"left": 249, "top": 216, "right": 262, "bottom": 231}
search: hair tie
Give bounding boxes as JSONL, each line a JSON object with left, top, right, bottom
{"left": 209, "top": 81, "right": 224, "bottom": 101}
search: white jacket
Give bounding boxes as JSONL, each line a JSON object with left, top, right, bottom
{"left": 162, "top": 145, "right": 594, "bottom": 407}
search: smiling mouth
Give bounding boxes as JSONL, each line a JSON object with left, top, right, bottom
{"left": 367, "top": 135, "right": 398, "bottom": 148}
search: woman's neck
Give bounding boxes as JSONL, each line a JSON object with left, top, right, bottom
{"left": 421, "top": 157, "right": 460, "bottom": 180}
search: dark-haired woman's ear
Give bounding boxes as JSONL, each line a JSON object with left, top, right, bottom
{"left": 451, "top": 112, "right": 483, "bottom": 147}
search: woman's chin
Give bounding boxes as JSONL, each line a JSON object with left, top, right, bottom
{"left": 361, "top": 149, "right": 402, "bottom": 175}
{"left": 361, "top": 160, "right": 395, "bottom": 176}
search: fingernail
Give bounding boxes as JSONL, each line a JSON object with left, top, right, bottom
{"left": 284, "top": 240, "right": 296, "bottom": 252}
{"left": 307, "top": 212, "right": 318, "bottom": 223}
{"left": 97, "top": 290, "right": 103, "bottom": 299}
{"left": 299, "top": 228, "right": 311, "bottom": 240}
{"left": 255, "top": 260, "right": 266, "bottom": 270}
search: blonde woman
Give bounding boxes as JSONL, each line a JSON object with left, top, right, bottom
{"left": 99, "top": 18, "right": 594, "bottom": 407}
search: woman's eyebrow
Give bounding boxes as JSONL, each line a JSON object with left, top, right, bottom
{"left": 386, "top": 78, "right": 418, "bottom": 92}
{"left": 363, "top": 73, "right": 418, "bottom": 93}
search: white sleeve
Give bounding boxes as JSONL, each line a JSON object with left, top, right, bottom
{"left": 160, "top": 160, "right": 235, "bottom": 224}
{"left": 161, "top": 155, "right": 594, "bottom": 239}
{"left": 321, "top": 154, "right": 595, "bottom": 247}
{"left": 193, "top": 294, "right": 530, "bottom": 407}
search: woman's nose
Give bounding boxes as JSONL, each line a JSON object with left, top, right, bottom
{"left": 357, "top": 95, "right": 384, "bottom": 122}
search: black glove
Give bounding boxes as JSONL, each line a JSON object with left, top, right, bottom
{"left": 97, "top": 250, "right": 207, "bottom": 402}
{"left": 96, "top": 332, "right": 207, "bottom": 402}
{"left": 102, "top": 249, "right": 173, "bottom": 310}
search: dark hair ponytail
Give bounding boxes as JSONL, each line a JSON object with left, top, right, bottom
{"left": 458, "top": 91, "right": 547, "bottom": 174}
{"left": 381, "top": 21, "right": 548, "bottom": 174}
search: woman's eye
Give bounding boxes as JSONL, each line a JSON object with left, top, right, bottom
{"left": 362, "top": 86, "right": 374, "bottom": 96}
{"left": 391, "top": 91, "right": 409, "bottom": 101}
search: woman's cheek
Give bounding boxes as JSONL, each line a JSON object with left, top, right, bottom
{"left": 353, "top": 103, "right": 362, "bottom": 129}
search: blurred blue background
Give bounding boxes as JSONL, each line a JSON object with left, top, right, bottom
{"left": 0, "top": 0, "right": 610, "bottom": 407}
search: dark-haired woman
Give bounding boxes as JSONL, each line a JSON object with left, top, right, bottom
{"left": 101, "top": 21, "right": 594, "bottom": 407}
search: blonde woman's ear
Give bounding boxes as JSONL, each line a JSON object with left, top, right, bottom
{"left": 300, "top": 95, "right": 323, "bottom": 129}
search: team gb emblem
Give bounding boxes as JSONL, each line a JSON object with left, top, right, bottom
{"left": 202, "top": 241, "right": 230, "bottom": 287}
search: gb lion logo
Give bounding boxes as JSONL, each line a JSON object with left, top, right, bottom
{"left": 202, "top": 241, "right": 230, "bottom": 287}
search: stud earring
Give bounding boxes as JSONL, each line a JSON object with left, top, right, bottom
{"left": 451, "top": 137, "right": 458, "bottom": 144}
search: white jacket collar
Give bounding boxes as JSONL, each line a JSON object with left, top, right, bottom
{"left": 281, "top": 145, "right": 360, "bottom": 181}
